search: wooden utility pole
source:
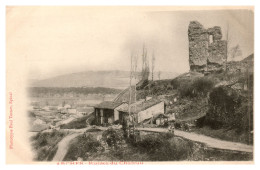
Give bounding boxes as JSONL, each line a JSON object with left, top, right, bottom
{"left": 127, "top": 50, "right": 139, "bottom": 139}
{"left": 152, "top": 51, "right": 155, "bottom": 81}
{"left": 133, "top": 53, "right": 138, "bottom": 140}
{"left": 128, "top": 52, "right": 133, "bottom": 138}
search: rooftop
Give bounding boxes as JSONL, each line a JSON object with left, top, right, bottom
{"left": 94, "top": 101, "right": 125, "bottom": 110}
{"left": 117, "top": 98, "right": 163, "bottom": 114}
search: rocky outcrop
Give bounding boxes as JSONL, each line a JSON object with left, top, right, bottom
{"left": 188, "top": 21, "right": 227, "bottom": 73}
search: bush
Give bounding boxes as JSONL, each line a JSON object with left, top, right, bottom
{"left": 136, "top": 79, "right": 149, "bottom": 90}
{"left": 235, "top": 97, "right": 253, "bottom": 132}
{"left": 151, "top": 85, "right": 163, "bottom": 95}
{"left": 102, "top": 128, "right": 125, "bottom": 150}
{"left": 31, "top": 131, "right": 67, "bottom": 161}
{"left": 206, "top": 86, "right": 253, "bottom": 131}
{"left": 64, "top": 134, "right": 103, "bottom": 161}
{"left": 136, "top": 134, "right": 164, "bottom": 153}
{"left": 178, "top": 77, "right": 214, "bottom": 98}
{"left": 178, "top": 82, "right": 194, "bottom": 98}
{"left": 192, "top": 77, "right": 214, "bottom": 95}
{"left": 135, "top": 134, "right": 193, "bottom": 161}
{"left": 171, "top": 79, "right": 180, "bottom": 89}
{"left": 84, "top": 135, "right": 102, "bottom": 152}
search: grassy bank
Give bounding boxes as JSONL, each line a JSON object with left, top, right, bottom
{"left": 64, "top": 129, "right": 253, "bottom": 161}
{"left": 30, "top": 130, "right": 70, "bottom": 161}
{"left": 60, "top": 113, "right": 95, "bottom": 129}
{"left": 192, "top": 126, "right": 253, "bottom": 145}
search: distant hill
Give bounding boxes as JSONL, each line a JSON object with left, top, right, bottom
{"left": 28, "top": 70, "right": 179, "bottom": 89}
{"left": 28, "top": 87, "right": 122, "bottom": 98}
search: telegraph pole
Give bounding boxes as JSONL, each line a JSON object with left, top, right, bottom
{"left": 128, "top": 52, "right": 133, "bottom": 138}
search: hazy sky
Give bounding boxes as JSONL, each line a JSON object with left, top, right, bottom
{"left": 6, "top": 7, "right": 254, "bottom": 79}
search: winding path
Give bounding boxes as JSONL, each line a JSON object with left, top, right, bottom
{"left": 52, "top": 127, "right": 109, "bottom": 161}
{"left": 137, "top": 128, "right": 253, "bottom": 153}
{"left": 51, "top": 126, "right": 252, "bottom": 162}
{"left": 52, "top": 133, "right": 81, "bottom": 161}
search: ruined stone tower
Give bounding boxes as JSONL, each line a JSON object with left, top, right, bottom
{"left": 188, "top": 21, "right": 227, "bottom": 73}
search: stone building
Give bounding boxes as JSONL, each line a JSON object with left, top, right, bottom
{"left": 94, "top": 98, "right": 166, "bottom": 126}
{"left": 94, "top": 101, "right": 128, "bottom": 126}
{"left": 117, "top": 98, "right": 166, "bottom": 123}
{"left": 188, "top": 21, "right": 227, "bottom": 73}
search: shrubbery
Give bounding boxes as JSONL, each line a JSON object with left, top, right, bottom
{"left": 178, "top": 77, "right": 214, "bottom": 98}
{"left": 192, "top": 77, "right": 214, "bottom": 95}
{"left": 178, "top": 82, "right": 194, "bottom": 98}
{"left": 64, "top": 134, "right": 103, "bottom": 161}
{"left": 206, "top": 87, "right": 239, "bottom": 128}
{"left": 135, "top": 133, "right": 193, "bottom": 161}
{"left": 171, "top": 79, "right": 180, "bottom": 89}
{"left": 60, "top": 113, "right": 95, "bottom": 129}
{"left": 136, "top": 79, "right": 149, "bottom": 90}
{"left": 31, "top": 130, "right": 67, "bottom": 161}
{"left": 206, "top": 86, "right": 253, "bottom": 132}
{"left": 99, "top": 129, "right": 193, "bottom": 161}
{"left": 102, "top": 128, "right": 125, "bottom": 150}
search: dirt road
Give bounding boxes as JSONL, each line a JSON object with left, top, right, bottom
{"left": 52, "top": 126, "right": 109, "bottom": 161}
{"left": 52, "top": 133, "right": 81, "bottom": 161}
{"left": 136, "top": 128, "right": 253, "bottom": 153}
{"left": 51, "top": 126, "right": 252, "bottom": 162}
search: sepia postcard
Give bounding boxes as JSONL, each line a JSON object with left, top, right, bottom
{"left": 6, "top": 6, "right": 254, "bottom": 164}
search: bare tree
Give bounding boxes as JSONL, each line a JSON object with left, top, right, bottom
{"left": 127, "top": 52, "right": 134, "bottom": 138}
{"left": 230, "top": 44, "right": 242, "bottom": 60}
{"left": 128, "top": 52, "right": 134, "bottom": 114}
{"left": 225, "top": 24, "right": 242, "bottom": 70}
{"left": 151, "top": 50, "right": 155, "bottom": 81}
{"left": 225, "top": 23, "right": 230, "bottom": 72}
{"left": 127, "top": 51, "right": 138, "bottom": 138}
{"left": 158, "top": 71, "right": 161, "bottom": 80}
{"left": 133, "top": 53, "right": 138, "bottom": 104}
{"left": 141, "top": 44, "right": 150, "bottom": 81}
{"left": 132, "top": 53, "right": 138, "bottom": 133}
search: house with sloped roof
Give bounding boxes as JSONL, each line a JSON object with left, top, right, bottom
{"left": 94, "top": 101, "right": 128, "bottom": 126}
{"left": 94, "top": 98, "right": 166, "bottom": 126}
{"left": 117, "top": 98, "right": 166, "bottom": 124}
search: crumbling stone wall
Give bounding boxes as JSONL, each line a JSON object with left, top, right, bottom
{"left": 188, "top": 21, "right": 227, "bottom": 73}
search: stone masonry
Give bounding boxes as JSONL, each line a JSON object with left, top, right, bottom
{"left": 188, "top": 21, "right": 227, "bottom": 73}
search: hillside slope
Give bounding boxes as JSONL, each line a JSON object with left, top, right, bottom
{"left": 114, "top": 54, "right": 254, "bottom": 144}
